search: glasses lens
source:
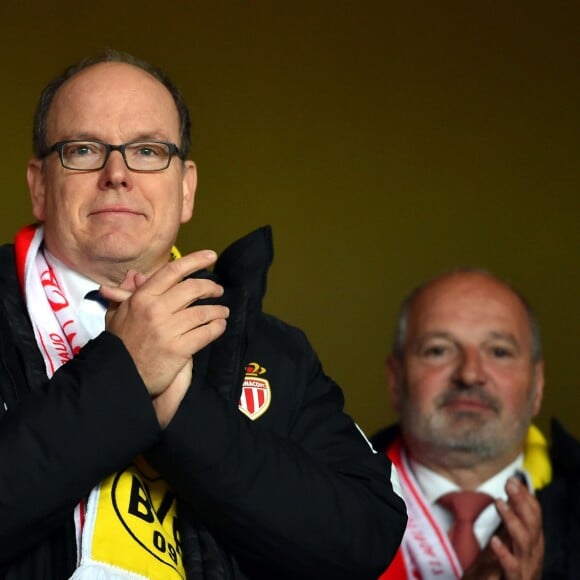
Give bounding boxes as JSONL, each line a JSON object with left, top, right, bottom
{"left": 61, "top": 141, "right": 106, "bottom": 170}
{"left": 125, "top": 142, "right": 171, "bottom": 171}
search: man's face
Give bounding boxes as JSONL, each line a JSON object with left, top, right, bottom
{"left": 387, "top": 273, "right": 544, "bottom": 469}
{"left": 27, "top": 62, "right": 196, "bottom": 284}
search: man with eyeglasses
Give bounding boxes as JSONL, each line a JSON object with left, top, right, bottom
{"left": 0, "top": 51, "right": 406, "bottom": 579}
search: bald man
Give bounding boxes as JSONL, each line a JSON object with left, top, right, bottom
{"left": 372, "top": 270, "right": 579, "bottom": 579}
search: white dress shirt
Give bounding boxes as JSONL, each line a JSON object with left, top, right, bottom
{"left": 409, "top": 454, "right": 528, "bottom": 549}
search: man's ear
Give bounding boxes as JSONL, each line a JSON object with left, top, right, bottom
{"left": 386, "top": 354, "right": 402, "bottom": 412}
{"left": 531, "top": 360, "right": 545, "bottom": 417}
{"left": 180, "top": 160, "right": 197, "bottom": 224}
{"left": 27, "top": 159, "right": 46, "bottom": 221}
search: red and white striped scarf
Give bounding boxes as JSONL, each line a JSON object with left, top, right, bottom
{"left": 15, "top": 224, "right": 92, "bottom": 376}
{"left": 379, "top": 438, "right": 462, "bottom": 580}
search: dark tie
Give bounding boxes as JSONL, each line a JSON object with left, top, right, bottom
{"left": 84, "top": 289, "right": 109, "bottom": 309}
{"left": 438, "top": 491, "right": 494, "bottom": 571}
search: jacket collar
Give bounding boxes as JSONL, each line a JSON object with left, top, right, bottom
{"left": 194, "top": 226, "right": 274, "bottom": 405}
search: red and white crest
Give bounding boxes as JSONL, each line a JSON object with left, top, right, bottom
{"left": 238, "top": 362, "right": 271, "bottom": 420}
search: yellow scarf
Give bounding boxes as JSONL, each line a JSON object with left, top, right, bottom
{"left": 75, "top": 459, "right": 185, "bottom": 579}
{"left": 523, "top": 424, "right": 552, "bottom": 490}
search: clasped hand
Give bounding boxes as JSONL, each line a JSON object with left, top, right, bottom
{"left": 99, "top": 250, "right": 229, "bottom": 427}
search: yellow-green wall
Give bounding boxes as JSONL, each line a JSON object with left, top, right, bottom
{"left": 1, "top": 2, "right": 578, "bottom": 439}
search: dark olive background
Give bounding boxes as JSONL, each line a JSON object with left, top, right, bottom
{"left": 1, "top": 1, "right": 578, "bottom": 439}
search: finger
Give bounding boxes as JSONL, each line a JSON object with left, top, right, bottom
{"left": 100, "top": 285, "right": 134, "bottom": 303}
{"left": 134, "top": 271, "right": 147, "bottom": 287}
{"left": 159, "top": 277, "right": 225, "bottom": 314}
{"left": 505, "top": 476, "right": 542, "bottom": 530}
{"left": 99, "top": 269, "right": 140, "bottom": 303}
{"left": 119, "top": 270, "right": 141, "bottom": 291}
{"left": 123, "top": 278, "right": 224, "bottom": 324}
{"left": 488, "top": 535, "right": 519, "bottom": 579}
{"left": 170, "top": 304, "right": 230, "bottom": 336}
{"left": 100, "top": 270, "right": 150, "bottom": 303}
{"left": 139, "top": 250, "right": 218, "bottom": 296}
{"left": 497, "top": 482, "right": 542, "bottom": 554}
{"left": 495, "top": 498, "right": 527, "bottom": 552}
{"left": 101, "top": 277, "right": 222, "bottom": 307}
{"left": 175, "top": 317, "right": 228, "bottom": 356}
{"left": 492, "top": 488, "right": 544, "bottom": 579}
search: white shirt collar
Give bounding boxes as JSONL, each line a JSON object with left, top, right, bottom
{"left": 409, "top": 453, "right": 527, "bottom": 547}
{"left": 410, "top": 454, "right": 525, "bottom": 504}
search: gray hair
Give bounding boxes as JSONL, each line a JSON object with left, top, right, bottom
{"left": 391, "top": 268, "right": 543, "bottom": 363}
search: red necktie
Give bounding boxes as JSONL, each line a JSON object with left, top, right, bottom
{"left": 438, "top": 491, "right": 494, "bottom": 571}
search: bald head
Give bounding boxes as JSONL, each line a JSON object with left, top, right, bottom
{"left": 392, "top": 270, "right": 542, "bottom": 363}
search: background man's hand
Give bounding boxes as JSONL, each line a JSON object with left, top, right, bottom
{"left": 463, "top": 476, "right": 543, "bottom": 579}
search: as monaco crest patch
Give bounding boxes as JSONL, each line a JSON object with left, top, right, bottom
{"left": 238, "top": 362, "right": 271, "bottom": 420}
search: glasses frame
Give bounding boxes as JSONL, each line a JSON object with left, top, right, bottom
{"left": 43, "top": 139, "right": 183, "bottom": 172}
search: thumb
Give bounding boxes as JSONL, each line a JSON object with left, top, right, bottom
{"left": 100, "top": 269, "right": 146, "bottom": 302}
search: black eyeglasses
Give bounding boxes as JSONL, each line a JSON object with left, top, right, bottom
{"left": 43, "top": 140, "right": 183, "bottom": 172}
